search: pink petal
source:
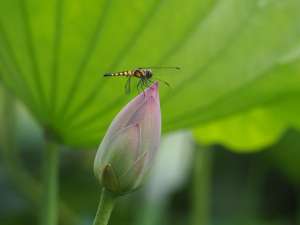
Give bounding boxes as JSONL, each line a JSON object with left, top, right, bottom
{"left": 94, "top": 123, "right": 141, "bottom": 180}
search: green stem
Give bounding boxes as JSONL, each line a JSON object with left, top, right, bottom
{"left": 192, "top": 145, "right": 212, "bottom": 225}
{"left": 92, "top": 189, "right": 116, "bottom": 225}
{"left": 42, "top": 139, "right": 60, "bottom": 225}
{"left": 0, "top": 87, "right": 78, "bottom": 225}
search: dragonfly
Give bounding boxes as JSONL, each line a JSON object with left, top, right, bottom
{"left": 104, "top": 66, "right": 180, "bottom": 93}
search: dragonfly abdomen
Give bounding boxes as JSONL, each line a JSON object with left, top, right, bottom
{"left": 104, "top": 70, "right": 133, "bottom": 77}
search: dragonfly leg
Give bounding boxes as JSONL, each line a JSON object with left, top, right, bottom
{"left": 137, "top": 79, "right": 142, "bottom": 94}
{"left": 156, "top": 78, "right": 170, "bottom": 87}
{"left": 141, "top": 79, "right": 148, "bottom": 97}
{"left": 125, "top": 77, "right": 131, "bottom": 94}
{"left": 146, "top": 79, "right": 153, "bottom": 86}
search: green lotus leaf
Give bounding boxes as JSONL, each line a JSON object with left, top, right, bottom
{"left": 0, "top": 0, "right": 300, "bottom": 148}
{"left": 194, "top": 96, "right": 300, "bottom": 152}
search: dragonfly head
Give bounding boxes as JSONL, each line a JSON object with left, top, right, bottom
{"left": 145, "top": 69, "right": 153, "bottom": 79}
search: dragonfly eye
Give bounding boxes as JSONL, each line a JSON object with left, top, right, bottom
{"left": 146, "top": 70, "right": 152, "bottom": 78}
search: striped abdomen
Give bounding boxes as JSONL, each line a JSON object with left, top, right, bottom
{"left": 104, "top": 70, "right": 133, "bottom": 77}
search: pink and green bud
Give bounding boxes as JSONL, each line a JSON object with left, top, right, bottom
{"left": 94, "top": 83, "right": 161, "bottom": 195}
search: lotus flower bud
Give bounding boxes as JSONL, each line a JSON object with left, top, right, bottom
{"left": 94, "top": 82, "right": 161, "bottom": 195}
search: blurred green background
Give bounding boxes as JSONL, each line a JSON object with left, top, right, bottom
{"left": 0, "top": 0, "right": 300, "bottom": 225}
